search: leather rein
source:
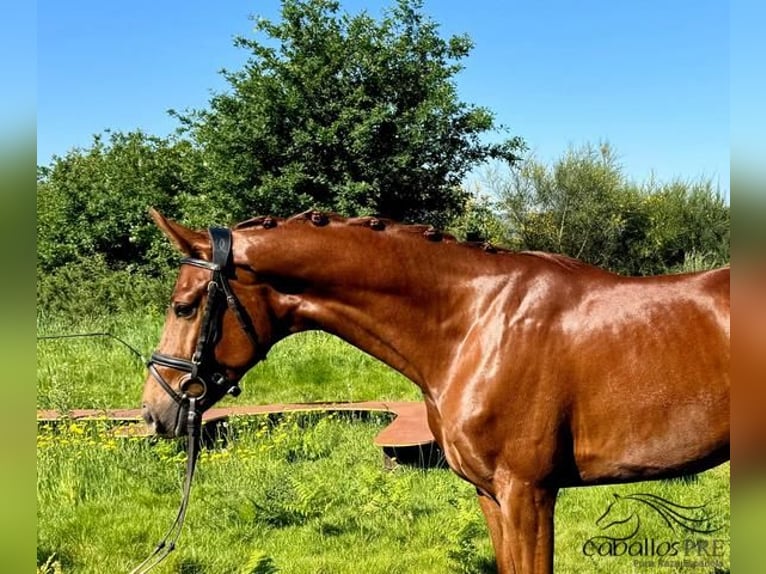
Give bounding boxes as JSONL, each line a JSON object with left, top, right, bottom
{"left": 131, "top": 226, "right": 257, "bottom": 573}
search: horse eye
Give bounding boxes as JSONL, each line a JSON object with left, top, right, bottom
{"left": 173, "top": 302, "right": 197, "bottom": 319}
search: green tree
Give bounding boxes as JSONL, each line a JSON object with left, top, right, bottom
{"left": 36, "top": 131, "right": 203, "bottom": 274}
{"left": 493, "top": 143, "right": 729, "bottom": 275}
{"left": 175, "top": 0, "right": 524, "bottom": 227}
{"left": 635, "top": 180, "right": 730, "bottom": 273}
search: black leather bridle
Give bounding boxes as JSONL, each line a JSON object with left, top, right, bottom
{"left": 146, "top": 226, "right": 259, "bottom": 427}
{"left": 131, "top": 226, "right": 258, "bottom": 573}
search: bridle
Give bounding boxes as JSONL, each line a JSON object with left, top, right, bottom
{"left": 130, "top": 226, "right": 258, "bottom": 573}
{"left": 147, "top": 226, "right": 259, "bottom": 430}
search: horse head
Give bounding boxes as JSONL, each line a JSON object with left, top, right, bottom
{"left": 141, "top": 209, "right": 293, "bottom": 437}
{"left": 595, "top": 493, "right": 637, "bottom": 532}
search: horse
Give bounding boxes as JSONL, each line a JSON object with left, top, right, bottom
{"left": 141, "top": 208, "right": 730, "bottom": 574}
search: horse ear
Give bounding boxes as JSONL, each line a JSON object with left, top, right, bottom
{"left": 149, "top": 208, "right": 207, "bottom": 256}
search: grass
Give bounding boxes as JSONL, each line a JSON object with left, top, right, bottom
{"left": 36, "top": 312, "right": 419, "bottom": 411}
{"left": 37, "top": 414, "right": 487, "bottom": 573}
{"left": 37, "top": 414, "right": 729, "bottom": 573}
{"left": 37, "top": 311, "right": 729, "bottom": 573}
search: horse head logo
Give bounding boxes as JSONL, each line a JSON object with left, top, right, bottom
{"left": 596, "top": 492, "right": 722, "bottom": 537}
{"left": 595, "top": 493, "right": 641, "bottom": 539}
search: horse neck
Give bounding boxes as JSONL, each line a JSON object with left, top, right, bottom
{"left": 238, "top": 222, "right": 482, "bottom": 392}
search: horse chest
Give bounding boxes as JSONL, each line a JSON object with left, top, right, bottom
{"left": 423, "top": 396, "right": 504, "bottom": 491}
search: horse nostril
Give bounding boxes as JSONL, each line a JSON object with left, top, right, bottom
{"left": 141, "top": 405, "right": 155, "bottom": 427}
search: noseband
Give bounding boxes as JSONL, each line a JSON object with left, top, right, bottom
{"left": 147, "top": 227, "right": 258, "bottom": 421}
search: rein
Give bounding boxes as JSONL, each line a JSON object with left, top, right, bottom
{"left": 129, "top": 226, "right": 256, "bottom": 571}
{"left": 37, "top": 332, "right": 203, "bottom": 572}
{"left": 128, "top": 397, "right": 200, "bottom": 573}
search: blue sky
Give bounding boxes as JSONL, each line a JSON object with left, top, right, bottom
{"left": 38, "top": 0, "right": 729, "bottom": 193}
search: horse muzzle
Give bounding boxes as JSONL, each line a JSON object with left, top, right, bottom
{"left": 142, "top": 401, "right": 189, "bottom": 438}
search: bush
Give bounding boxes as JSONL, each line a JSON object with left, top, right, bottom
{"left": 180, "top": 0, "right": 524, "bottom": 227}
{"left": 37, "top": 1, "right": 527, "bottom": 318}
{"left": 36, "top": 254, "right": 171, "bottom": 319}
{"left": 36, "top": 132, "right": 202, "bottom": 276}
{"left": 492, "top": 143, "right": 729, "bottom": 275}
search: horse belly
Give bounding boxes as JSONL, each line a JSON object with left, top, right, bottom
{"left": 570, "top": 369, "right": 729, "bottom": 484}
{"left": 566, "top": 284, "right": 729, "bottom": 484}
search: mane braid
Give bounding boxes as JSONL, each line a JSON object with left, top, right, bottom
{"left": 233, "top": 210, "right": 610, "bottom": 265}
{"left": 234, "top": 210, "right": 514, "bottom": 254}
{"left": 234, "top": 216, "right": 286, "bottom": 230}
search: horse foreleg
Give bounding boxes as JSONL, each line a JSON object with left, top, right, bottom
{"left": 496, "top": 480, "right": 558, "bottom": 574}
{"left": 477, "top": 489, "right": 507, "bottom": 571}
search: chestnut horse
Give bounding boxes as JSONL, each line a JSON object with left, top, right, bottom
{"left": 141, "top": 209, "right": 729, "bottom": 574}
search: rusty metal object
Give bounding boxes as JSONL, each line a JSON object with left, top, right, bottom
{"left": 37, "top": 400, "right": 435, "bottom": 454}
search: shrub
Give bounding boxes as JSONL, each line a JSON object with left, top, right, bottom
{"left": 493, "top": 143, "right": 729, "bottom": 275}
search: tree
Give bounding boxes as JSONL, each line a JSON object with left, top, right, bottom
{"left": 37, "top": 0, "right": 526, "bottom": 317}
{"left": 36, "top": 131, "right": 203, "bottom": 274}
{"left": 175, "top": 0, "right": 524, "bottom": 227}
{"left": 493, "top": 143, "right": 729, "bottom": 275}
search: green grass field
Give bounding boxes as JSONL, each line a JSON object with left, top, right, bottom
{"left": 36, "top": 313, "right": 419, "bottom": 411}
{"left": 37, "top": 313, "right": 730, "bottom": 573}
